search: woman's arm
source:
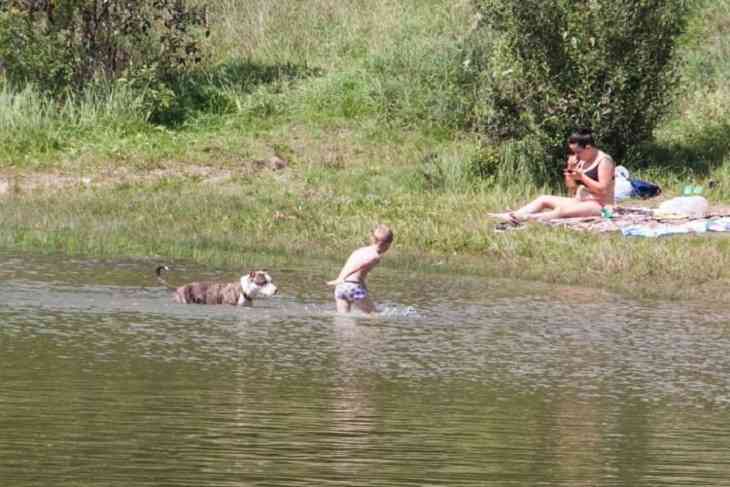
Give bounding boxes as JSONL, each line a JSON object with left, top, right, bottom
{"left": 564, "top": 155, "right": 578, "bottom": 196}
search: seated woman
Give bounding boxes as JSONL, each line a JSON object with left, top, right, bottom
{"left": 490, "top": 128, "right": 615, "bottom": 223}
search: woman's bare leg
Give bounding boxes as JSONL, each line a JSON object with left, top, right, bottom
{"left": 488, "top": 195, "right": 573, "bottom": 222}
{"left": 528, "top": 200, "right": 602, "bottom": 221}
{"left": 513, "top": 195, "right": 575, "bottom": 218}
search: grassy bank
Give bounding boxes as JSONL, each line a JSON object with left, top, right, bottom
{"left": 2, "top": 0, "right": 730, "bottom": 300}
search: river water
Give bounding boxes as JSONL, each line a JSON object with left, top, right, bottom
{"left": 2, "top": 252, "right": 730, "bottom": 486}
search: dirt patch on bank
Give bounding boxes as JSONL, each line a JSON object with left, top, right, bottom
{"left": 0, "top": 157, "right": 288, "bottom": 197}
{"left": 0, "top": 173, "right": 94, "bottom": 196}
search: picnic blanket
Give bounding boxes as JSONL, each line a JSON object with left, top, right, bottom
{"left": 543, "top": 206, "right": 730, "bottom": 237}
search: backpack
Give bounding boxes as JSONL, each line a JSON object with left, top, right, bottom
{"left": 630, "top": 179, "right": 662, "bottom": 199}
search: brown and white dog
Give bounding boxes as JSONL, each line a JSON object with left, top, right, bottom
{"left": 156, "top": 265, "right": 278, "bottom": 306}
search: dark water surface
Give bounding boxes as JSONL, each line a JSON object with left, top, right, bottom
{"left": 2, "top": 253, "right": 730, "bottom": 486}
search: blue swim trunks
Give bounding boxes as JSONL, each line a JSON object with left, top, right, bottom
{"left": 334, "top": 281, "right": 368, "bottom": 302}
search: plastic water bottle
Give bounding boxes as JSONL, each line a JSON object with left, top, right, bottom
{"left": 683, "top": 185, "right": 704, "bottom": 196}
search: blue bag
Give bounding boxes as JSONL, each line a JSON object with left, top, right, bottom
{"left": 630, "top": 179, "right": 662, "bottom": 199}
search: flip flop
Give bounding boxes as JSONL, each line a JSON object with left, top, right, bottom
{"left": 494, "top": 221, "right": 526, "bottom": 233}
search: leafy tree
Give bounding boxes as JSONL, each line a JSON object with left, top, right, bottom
{"left": 464, "top": 0, "right": 692, "bottom": 183}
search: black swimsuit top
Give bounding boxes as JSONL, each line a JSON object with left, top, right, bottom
{"left": 583, "top": 163, "right": 600, "bottom": 182}
{"left": 578, "top": 152, "right": 613, "bottom": 183}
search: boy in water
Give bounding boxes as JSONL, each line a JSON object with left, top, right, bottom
{"left": 327, "top": 224, "right": 394, "bottom": 314}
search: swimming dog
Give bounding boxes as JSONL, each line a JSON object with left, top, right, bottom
{"left": 155, "top": 265, "right": 278, "bottom": 306}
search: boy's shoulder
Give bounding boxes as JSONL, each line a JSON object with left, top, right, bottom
{"left": 351, "top": 244, "right": 379, "bottom": 259}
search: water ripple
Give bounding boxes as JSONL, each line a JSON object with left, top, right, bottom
{"left": 2, "top": 253, "right": 730, "bottom": 486}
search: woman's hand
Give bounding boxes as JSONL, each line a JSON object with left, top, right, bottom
{"left": 570, "top": 167, "right": 584, "bottom": 182}
{"left": 326, "top": 279, "right": 342, "bottom": 286}
{"left": 563, "top": 168, "right": 582, "bottom": 182}
{"left": 566, "top": 155, "right": 578, "bottom": 170}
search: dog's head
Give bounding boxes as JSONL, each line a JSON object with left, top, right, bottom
{"left": 240, "top": 270, "right": 278, "bottom": 300}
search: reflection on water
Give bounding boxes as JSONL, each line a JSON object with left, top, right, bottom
{"left": 2, "top": 252, "right": 730, "bottom": 486}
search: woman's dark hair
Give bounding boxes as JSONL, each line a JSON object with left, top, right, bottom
{"left": 568, "top": 128, "right": 594, "bottom": 148}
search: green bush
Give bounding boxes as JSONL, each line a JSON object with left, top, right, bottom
{"left": 464, "top": 0, "right": 692, "bottom": 185}
{"left": 0, "top": 0, "right": 208, "bottom": 96}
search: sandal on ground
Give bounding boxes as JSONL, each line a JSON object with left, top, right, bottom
{"left": 494, "top": 221, "right": 526, "bottom": 232}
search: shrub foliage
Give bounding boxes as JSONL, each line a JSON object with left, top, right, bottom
{"left": 0, "top": 0, "right": 208, "bottom": 96}
{"left": 465, "top": 0, "right": 692, "bottom": 183}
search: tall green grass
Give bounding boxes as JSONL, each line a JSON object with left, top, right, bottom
{"left": 647, "top": 0, "right": 730, "bottom": 194}
{"left": 3, "top": 0, "right": 730, "bottom": 178}
{"left": 0, "top": 83, "right": 150, "bottom": 167}
{"left": 0, "top": 0, "right": 475, "bottom": 167}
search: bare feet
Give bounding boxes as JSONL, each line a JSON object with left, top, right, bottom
{"left": 486, "top": 212, "right": 521, "bottom": 224}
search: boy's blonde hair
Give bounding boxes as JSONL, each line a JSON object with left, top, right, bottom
{"left": 371, "top": 224, "right": 394, "bottom": 244}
